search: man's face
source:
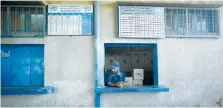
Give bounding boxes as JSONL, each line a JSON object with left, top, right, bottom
{"left": 111, "top": 67, "right": 118, "bottom": 73}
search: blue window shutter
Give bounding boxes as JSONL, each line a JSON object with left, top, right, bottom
{"left": 1, "top": 44, "right": 44, "bottom": 87}
{"left": 1, "top": 45, "right": 31, "bottom": 87}
{"left": 29, "top": 45, "right": 44, "bottom": 87}
{"left": 11, "top": 46, "right": 31, "bottom": 87}
{"left": 1, "top": 46, "right": 13, "bottom": 87}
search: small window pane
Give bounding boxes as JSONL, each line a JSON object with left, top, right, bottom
{"left": 1, "top": 7, "right": 7, "bottom": 36}
{"left": 9, "top": 7, "right": 25, "bottom": 31}
{"left": 165, "top": 9, "right": 172, "bottom": 35}
{"left": 177, "top": 9, "right": 186, "bottom": 35}
{"left": 213, "top": 10, "right": 219, "bottom": 35}
{"left": 165, "top": 9, "right": 186, "bottom": 36}
{"left": 31, "top": 15, "right": 43, "bottom": 30}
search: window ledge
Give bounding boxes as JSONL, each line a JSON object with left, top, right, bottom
{"left": 95, "top": 85, "right": 169, "bottom": 93}
{"left": 1, "top": 86, "right": 55, "bottom": 95}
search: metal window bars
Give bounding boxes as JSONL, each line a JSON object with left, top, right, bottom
{"left": 1, "top": 7, "right": 7, "bottom": 36}
{"left": 165, "top": 8, "right": 220, "bottom": 38}
{"left": 1, "top": 6, "right": 45, "bottom": 37}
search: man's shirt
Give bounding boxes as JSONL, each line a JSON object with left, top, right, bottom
{"left": 105, "top": 69, "right": 125, "bottom": 85}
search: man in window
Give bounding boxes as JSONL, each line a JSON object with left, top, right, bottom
{"left": 105, "top": 61, "right": 125, "bottom": 88}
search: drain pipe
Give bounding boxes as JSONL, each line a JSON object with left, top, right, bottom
{"left": 94, "top": 0, "right": 100, "bottom": 89}
{"left": 94, "top": 0, "right": 100, "bottom": 107}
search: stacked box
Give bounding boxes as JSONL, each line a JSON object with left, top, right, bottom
{"left": 133, "top": 69, "right": 144, "bottom": 80}
{"left": 123, "top": 77, "right": 133, "bottom": 87}
{"left": 132, "top": 80, "right": 143, "bottom": 86}
{"left": 132, "top": 69, "right": 144, "bottom": 86}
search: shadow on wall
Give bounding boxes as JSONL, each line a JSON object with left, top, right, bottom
{"left": 215, "top": 96, "right": 223, "bottom": 107}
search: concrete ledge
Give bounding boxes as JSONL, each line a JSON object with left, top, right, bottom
{"left": 1, "top": 86, "right": 55, "bottom": 95}
{"left": 95, "top": 85, "right": 169, "bottom": 93}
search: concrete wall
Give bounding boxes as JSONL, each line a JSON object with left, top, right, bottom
{"left": 1, "top": 1, "right": 223, "bottom": 107}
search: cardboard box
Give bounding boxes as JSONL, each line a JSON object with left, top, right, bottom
{"left": 125, "top": 77, "right": 133, "bottom": 81}
{"left": 132, "top": 80, "right": 143, "bottom": 86}
{"left": 123, "top": 77, "right": 133, "bottom": 87}
{"left": 123, "top": 81, "right": 133, "bottom": 87}
{"left": 133, "top": 69, "right": 144, "bottom": 80}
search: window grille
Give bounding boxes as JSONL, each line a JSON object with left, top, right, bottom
{"left": 1, "top": 7, "right": 7, "bottom": 36}
{"left": 165, "top": 8, "right": 220, "bottom": 37}
{"left": 1, "top": 6, "right": 45, "bottom": 37}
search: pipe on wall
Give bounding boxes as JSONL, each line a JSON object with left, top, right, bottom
{"left": 94, "top": 0, "right": 100, "bottom": 88}
{"left": 94, "top": 0, "right": 100, "bottom": 107}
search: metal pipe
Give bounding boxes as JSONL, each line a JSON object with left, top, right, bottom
{"left": 94, "top": 0, "right": 100, "bottom": 88}
{"left": 94, "top": 0, "right": 100, "bottom": 107}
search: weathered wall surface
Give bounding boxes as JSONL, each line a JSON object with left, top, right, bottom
{"left": 1, "top": 0, "right": 223, "bottom": 107}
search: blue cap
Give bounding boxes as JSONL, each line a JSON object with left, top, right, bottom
{"left": 111, "top": 61, "right": 119, "bottom": 68}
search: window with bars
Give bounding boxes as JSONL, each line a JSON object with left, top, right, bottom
{"left": 1, "top": 6, "right": 45, "bottom": 37}
{"left": 165, "top": 8, "right": 220, "bottom": 37}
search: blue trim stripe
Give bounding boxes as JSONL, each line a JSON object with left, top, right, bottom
{"left": 95, "top": 86, "right": 169, "bottom": 93}
{"left": 95, "top": 93, "right": 100, "bottom": 107}
{"left": 153, "top": 44, "right": 159, "bottom": 86}
{"left": 1, "top": 86, "right": 54, "bottom": 95}
{"left": 104, "top": 43, "right": 155, "bottom": 47}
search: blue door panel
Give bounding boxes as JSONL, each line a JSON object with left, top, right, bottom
{"left": 30, "top": 45, "right": 44, "bottom": 86}
{"left": 1, "top": 46, "right": 13, "bottom": 87}
{"left": 1, "top": 45, "right": 31, "bottom": 87}
{"left": 11, "top": 49, "right": 31, "bottom": 87}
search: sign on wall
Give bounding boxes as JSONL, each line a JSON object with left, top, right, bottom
{"left": 48, "top": 5, "right": 93, "bottom": 36}
{"left": 118, "top": 6, "right": 165, "bottom": 38}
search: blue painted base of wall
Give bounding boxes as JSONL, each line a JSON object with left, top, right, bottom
{"left": 1, "top": 86, "right": 55, "bottom": 95}
{"left": 95, "top": 85, "right": 169, "bottom": 93}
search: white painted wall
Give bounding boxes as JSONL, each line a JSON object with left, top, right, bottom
{"left": 1, "top": 1, "right": 223, "bottom": 107}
